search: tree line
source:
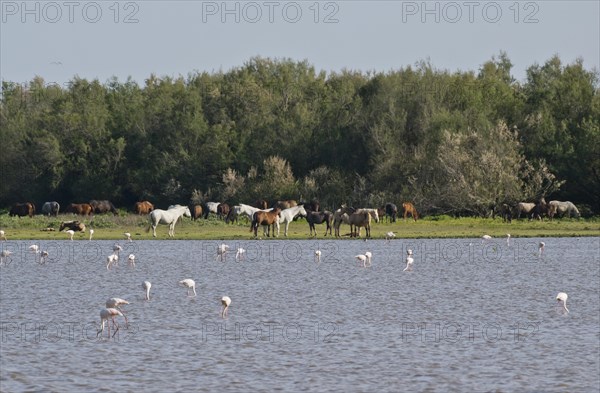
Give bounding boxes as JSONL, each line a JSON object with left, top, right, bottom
{"left": 1, "top": 53, "right": 598, "bottom": 216}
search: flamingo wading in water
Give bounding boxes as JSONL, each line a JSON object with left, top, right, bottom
{"left": 556, "top": 292, "right": 569, "bottom": 313}
{"left": 142, "top": 281, "right": 152, "bottom": 300}
{"left": 221, "top": 296, "right": 231, "bottom": 318}
{"left": 180, "top": 279, "right": 197, "bottom": 297}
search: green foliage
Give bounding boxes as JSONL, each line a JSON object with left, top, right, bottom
{"left": 1, "top": 55, "right": 598, "bottom": 215}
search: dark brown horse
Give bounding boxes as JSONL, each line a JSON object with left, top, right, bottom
{"left": 250, "top": 208, "right": 281, "bottom": 237}
{"left": 255, "top": 199, "right": 269, "bottom": 210}
{"left": 402, "top": 202, "right": 419, "bottom": 221}
{"left": 89, "top": 200, "right": 117, "bottom": 215}
{"left": 9, "top": 202, "right": 36, "bottom": 217}
{"left": 307, "top": 210, "right": 333, "bottom": 236}
{"left": 217, "top": 203, "right": 230, "bottom": 220}
{"left": 385, "top": 203, "right": 398, "bottom": 223}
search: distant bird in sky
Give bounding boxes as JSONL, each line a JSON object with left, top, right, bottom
{"left": 49, "top": 61, "right": 63, "bottom": 65}
{"left": 180, "top": 279, "right": 197, "bottom": 297}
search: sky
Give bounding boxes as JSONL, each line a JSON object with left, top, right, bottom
{"left": 1, "top": 0, "right": 598, "bottom": 88}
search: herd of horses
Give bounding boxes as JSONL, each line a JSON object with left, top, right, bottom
{"left": 4, "top": 197, "right": 582, "bottom": 238}
{"left": 498, "top": 198, "right": 581, "bottom": 222}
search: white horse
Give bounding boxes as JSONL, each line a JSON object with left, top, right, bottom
{"left": 147, "top": 205, "right": 191, "bottom": 237}
{"left": 548, "top": 201, "right": 580, "bottom": 219}
{"left": 205, "top": 202, "right": 220, "bottom": 216}
{"left": 356, "top": 208, "right": 379, "bottom": 223}
{"left": 277, "top": 205, "right": 308, "bottom": 237}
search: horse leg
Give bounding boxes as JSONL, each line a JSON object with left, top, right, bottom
{"left": 152, "top": 225, "right": 157, "bottom": 237}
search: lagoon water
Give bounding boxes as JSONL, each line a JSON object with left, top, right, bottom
{"left": 1, "top": 237, "right": 599, "bottom": 392}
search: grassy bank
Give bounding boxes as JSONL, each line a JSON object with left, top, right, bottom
{"left": 0, "top": 214, "right": 598, "bottom": 240}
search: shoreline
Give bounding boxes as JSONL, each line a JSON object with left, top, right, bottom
{"left": 1, "top": 215, "right": 598, "bottom": 240}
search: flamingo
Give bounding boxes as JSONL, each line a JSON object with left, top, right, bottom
{"left": 556, "top": 292, "right": 569, "bottom": 313}
{"left": 355, "top": 252, "right": 371, "bottom": 268}
{"left": 407, "top": 249, "right": 413, "bottom": 256}
{"left": 539, "top": 242, "right": 545, "bottom": 257}
{"left": 124, "top": 233, "right": 132, "bottom": 242}
{"left": 385, "top": 232, "right": 396, "bottom": 242}
{"left": 221, "top": 296, "right": 231, "bottom": 318}
{"left": 66, "top": 230, "right": 75, "bottom": 241}
{"left": 506, "top": 234, "right": 511, "bottom": 246}
{"left": 314, "top": 250, "right": 321, "bottom": 263}
{"left": 97, "top": 308, "right": 124, "bottom": 338}
{"left": 0, "top": 230, "right": 6, "bottom": 241}
{"left": 89, "top": 229, "right": 94, "bottom": 241}
{"left": 217, "top": 244, "right": 229, "bottom": 261}
{"left": 142, "top": 281, "right": 152, "bottom": 300}
{"left": 40, "top": 250, "right": 49, "bottom": 264}
{"left": 127, "top": 254, "right": 136, "bottom": 267}
{"left": 365, "top": 251, "right": 372, "bottom": 267}
{"left": 235, "top": 247, "right": 245, "bottom": 261}
{"left": 404, "top": 256, "right": 414, "bottom": 272}
{"left": 106, "top": 298, "right": 130, "bottom": 327}
{"left": 106, "top": 254, "right": 119, "bottom": 270}
{"left": 0, "top": 250, "right": 12, "bottom": 265}
{"left": 29, "top": 244, "right": 40, "bottom": 254}
{"left": 482, "top": 235, "right": 492, "bottom": 243}
{"left": 113, "top": 244, "right": 123, "bottom": 256}
{"left": 180, "top": 279, "right": 197, "bottom": 297}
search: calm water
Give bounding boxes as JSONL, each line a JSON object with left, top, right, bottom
{"left": 1, "top": 237, "right": 598, "bottom": 392}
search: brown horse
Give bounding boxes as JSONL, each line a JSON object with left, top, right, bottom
{"left": 217, "top": 203, "right": 230, "bottom": 220}
{"left": 64, "top": 203, "right": 94, "bottom": 216}
{"left": 250, "top": 208, "right": 281, "bottom": 237}
{"left": 190, "top": 204, "right": 203, "bottom": 220}
{"left": 255, "top": 199, "right": 269, "bottom": 210}
{"left": 9, "top": 202, "right": 36, "bottom": 217}
{"left": 273, "top": 200, "right": 297, "bottom": 210}
{"left": 134, "top": 201, "right": 154, "bottom": 215}
{"left": 402, "top": 202, "right": 419, "bottom": 221}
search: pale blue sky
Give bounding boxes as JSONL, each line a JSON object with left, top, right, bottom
{"left": 1, "top": 1, "right": 598, "bottom": 87}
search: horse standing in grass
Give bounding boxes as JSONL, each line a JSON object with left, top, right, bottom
{"left": 306, "top": 210, "right": 334, "bottom": 237}
{"left": 348, "top": 210, "right": 372, "bottom": 238}
{"left": 278, "top": 205, "right": 308, "bottom": 237}
{"left": 385, "top": 203, "right": 398, "bottom": 223}
{"left": 548, "top": 201, "right": 580, "bottom": 219}
{"left": 402, "top": 202, "right": 419, "bottom": 221}
{"left": 333, "top": 205, "right": 355, "bottom": 237}
{"left": 146, "top": 205, "right": 191, "bottom": 237}
{"left": 250, "top": 208, "right": 281, "bottom": 237}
